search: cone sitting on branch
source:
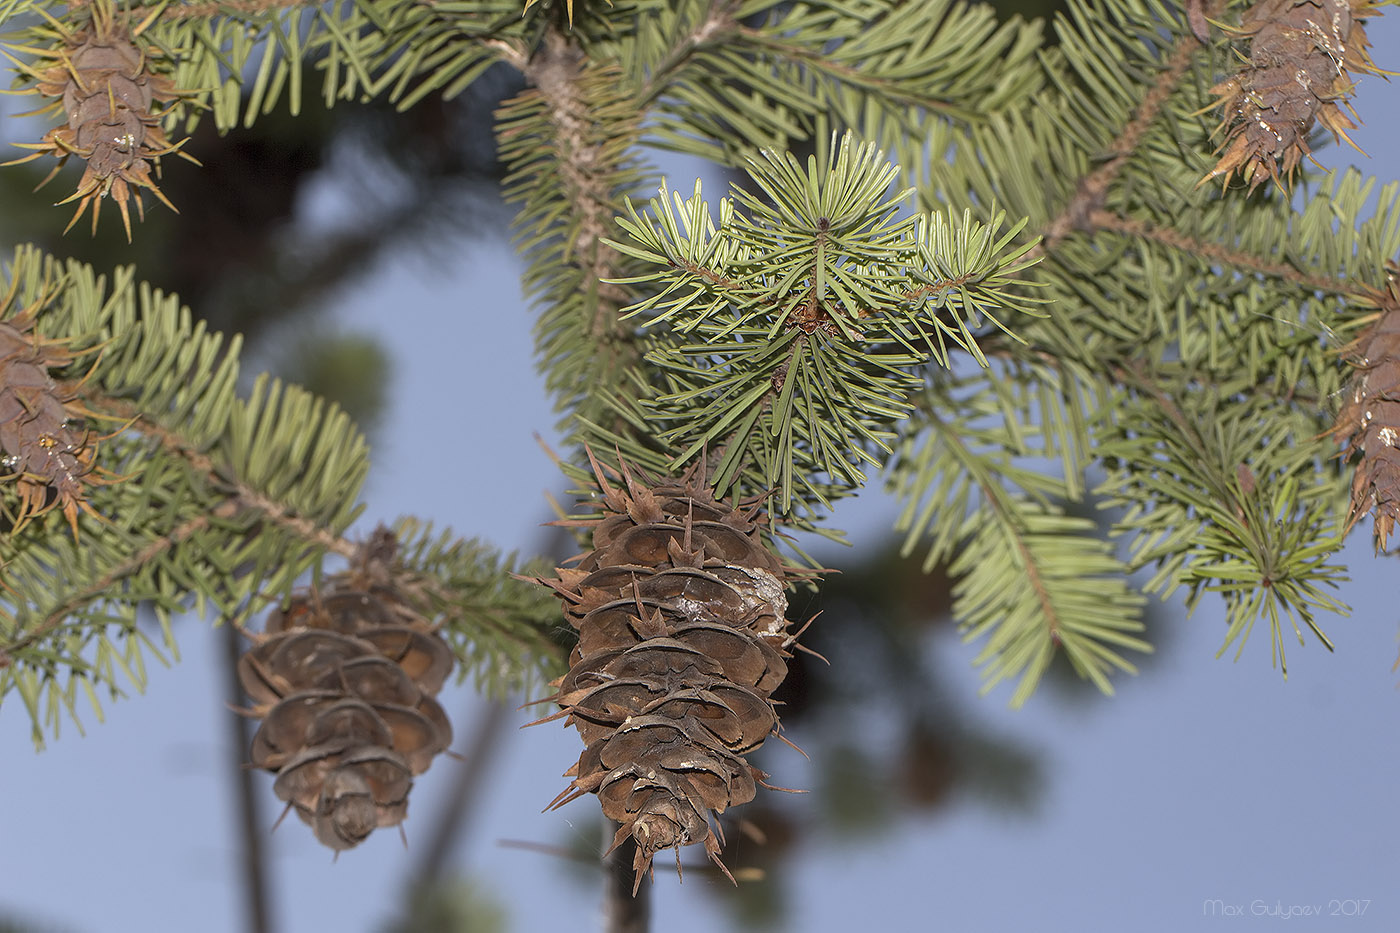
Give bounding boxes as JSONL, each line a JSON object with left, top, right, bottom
{"left": 531, "top": 451, "right": 816, "bottom": 892}
{"left": 237, "top": 527, "right": 455, "bottom": 850}
{"left": 3, "top": 0, "right": 191, "bottom": 238}
{"left": 1333, "top": 263, "right": 1400, "bottom": 551}
{"left": 1203, "top": 0, "right": 1382, "bottom": 190}
{"left": 0, "top": 274, "right": 119, "bottom": 537}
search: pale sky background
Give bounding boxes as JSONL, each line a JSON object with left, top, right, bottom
{"left": 3, "top": 13, "right": 1400, "bottom": 933}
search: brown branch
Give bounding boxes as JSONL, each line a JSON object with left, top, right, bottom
{"left": 229, "top": 484, "right": 356, "bottom": 558}
{"left": 0, "top": 511, "right": 215, "bottom": 658}
{"left": 918, "top": 404, "right": 1061, "bottom": 643}
{"left": 66, "top": 0, "right": 317, "bottom": 20}
{"left": 1110, "top": 360, "right": 1272, "bottom": 562}
{"left": 526, "top": 32, "right": 633, "bottom": 337}
{"left": 978, "top": 478, "right": 1059, "bottom": 646}
{"left": 635, "top": 2, "right": 740, "bottom": 109}
{"left": 92, "top": 397, "right": 357, "bottom": 558}
{"left": 495, "top": 27, "right": 651, "bottom": 444}
{"left": 481, "top": 37, "right": 527, "bottom": 71}
{"left": 402, "top": 698, "right": 511, "bottom": 892}
{"left": 158, "top": 0, "right": 313, "bottom": 21}
{"left": 0, "top": 388, "right": 355, "bottom": 659}
{"left": 1089, "top": 209, "right": 1376, "bottom": 299}
{"left": 669, "top": 257, "right": 762, "bottom": 296}
{"left": 1037, "top": 32, "right": 1205, "bottom": 254}
{"left": 604, "top": 828, "right": 651, "bottom": 933}
{"left": 221, "top": 616, "right": 275, "bottom": 933}
{"left": 734, "top": 22, "right": 973, "bottom": 121}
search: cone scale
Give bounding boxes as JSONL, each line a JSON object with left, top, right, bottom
{"left": 534, "top": 453, "right": 811, "bottom": 891}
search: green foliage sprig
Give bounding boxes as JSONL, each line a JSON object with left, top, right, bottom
{"left": 0, "top": 247, "right": 558, "bottom": 742}
{"left": 606, "top": 134, "right": 1042, "bottom": 516}
{"left": 3, "top": 0, "right": 1399, "bottom": 722}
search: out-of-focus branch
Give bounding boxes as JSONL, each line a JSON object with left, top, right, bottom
{"left": 221, "top": 619, "right": 274, "bottom": 933}
{"left": 604, "top": 830, "right": 650, "bottom": 933}
{"left": 406, "top": 698, "right": 512, "bottom": 887}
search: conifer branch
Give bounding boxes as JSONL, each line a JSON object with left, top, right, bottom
{"left": 0, "top": 512, "right": 214, "bottom": 661}
{"left": 633, "top": 1, "right": 736, "bottom": 108}
{"left": 606, "top": 136, "right": 1043, "bottom": 515}
{"left": 498, "top": 27, "right": 651, "bottom": 450}
{"left": 0, "top": 248, "right": 560, "bottom": 740}
{"left": 1088, "top": 210, "right": 1371, "bottom": 298}
{"left": 1039, "top": 11, "right": 1215, "bottom": 251}
{"left": 1096, "top": 361, "right": 1347, "bottom": 672}
{"left": 3, "top": 0, "right": 1398, "bottom": 867}
{"left": 528, "top": 36, "right": 631, "bottom": 340}
{"left": 158, "top": 0, "right": 311, "bottom": 22}
{"left": 891, "top": 374, "right": 1145, "bottom": 702}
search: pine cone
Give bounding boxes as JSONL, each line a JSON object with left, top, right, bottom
{"left": 237, "top": 528, "right": 455, "bottom": 850}
{"left": 1203, "top": 0, "right": 1381, "bottom": 190}
{"left": 0, "top": 287, "right": 114, "bottom": 536}
{"left": 534, "top": 453, "right": 811, "bottom": 891}
{"left": 1333, "top": 264, "right": 1400, "bottom": 550}
{"left": 5, "top": 1, "right": 188, "bottom": 238}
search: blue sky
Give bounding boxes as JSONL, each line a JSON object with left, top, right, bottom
{"left": 4, "top": 12, "right": 1400, "bottom": 933}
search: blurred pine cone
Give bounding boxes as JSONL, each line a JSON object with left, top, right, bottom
{"left": 1333, "top": 263, "right": 1400, "bottom": 550}
{"left": 0, "top": 284, "right": 114, "bottom": 536}
{"left": 5, "top": 0, "right": 188, "bottom": 237}
{"left": 237, "top": 528, "right": 454, "bottom": 850}
{"left": 534, "top": 454, "right": 812, "bottom": 891}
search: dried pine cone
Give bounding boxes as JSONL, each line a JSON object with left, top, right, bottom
{"left": 533, "top": 453, "right": 812, "bottom": 891}
{"left": 237, "top": 528, "right": 455, "bottom": 850}
{"left": 1203, "top": 0, "right": 1382, "bottom": 190}
{"left": 4, "top": 1, "right": 189, "bottom": 238}
{"left": 1332, "top": 264, "right": 1400, "bottom": 550}
{"left": 0, "top": 277, "right": 116, "bottom": 536}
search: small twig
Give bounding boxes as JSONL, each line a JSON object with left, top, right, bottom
{"left": 1089, "top": 209, "right": 1377, "bottom": 299}
{"left": 158, "top": 0, "right": 312, "bottom": 21}
{"left": 1, "top": 512, "right": 212, "bottom": 658}
{"left": 228, "top": 485, "right": 356, "bottom": 559}
{"left": 635, "top": 2, "right": 739, "bottom": 108}
{"left": 1037, "top": 29, "right": 1207, "bottom": 253}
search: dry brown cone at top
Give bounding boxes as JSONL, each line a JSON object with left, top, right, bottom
{"left": 1332, "top": 262, "right": 1400, "bottom": 551}
{"left": 237, "top": 527, "right": 455, "bottom": 850}
{"left": 4, "top": 1, "right": 192, "bottom": 239}
{"left": 531, "top": 451, "right": 816, "bottom": 892}
{"left": 0, "top": 275, "right": 118, "bottom": 537}
{"left": 1202, "top": 0, "right": 1384, "bottom": 191}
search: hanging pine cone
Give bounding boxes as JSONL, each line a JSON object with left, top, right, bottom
{"left": 3, "top": 0, "right": 189, "bottom": 238}
{"left": 1202, "top": 0, "right": 1382, "bottom": 190}
{"left": 0, "top": 281, "right": 117, "bottom": 536}
{"left": 237, "top": 528, "right": 455, "bottom": 850}
{"left": 1332, "top": 263, "right": 1400, "bottom": 550}
{"left": 532, "top": 453, "right": 812, "bottom": 891}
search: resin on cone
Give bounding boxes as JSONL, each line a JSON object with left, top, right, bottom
{"left": 237, "top": 528, "right": 455, "bottom": 850}
{"left": 1203, "top": 0, "right": 1382, "bottom": 190}
{"left": 532, "top": 451, "right": 813, "bottom": 891}
{"left": 4, "top": 0, "right": 189, "bottom": 238}
{"left": 0, "top": 275, "right": 117, "bottom": 536}
{"left": 1333, "top": 263, "right": 1400, "bottom": 550}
